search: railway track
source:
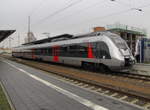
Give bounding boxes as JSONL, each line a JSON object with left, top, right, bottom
{"left": 1, "top": 55, "right": 150, "bottom": 110}
{"left": 58, "top": 76, "right": 150, "bottom": 110}
{"left": 121, "top": 72, "right": 150, "bottom": 81}
{"left": 111, "top": 71, "right": 150, "bottom": 82}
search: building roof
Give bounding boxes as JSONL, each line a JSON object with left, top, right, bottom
{"left": 0, "top": 30, "right": 16, "bottom": 42}
{"left": 108, "top": 28, "right": 146, "bottom": 36}
{"left": 107, "top": 23, "right": 147, "bottom": 36}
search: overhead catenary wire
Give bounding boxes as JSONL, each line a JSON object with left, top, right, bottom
{"left": 33, "top": 0, "right": 84, "bottom": 26}
{"left": 18, "top": 0, "right": 82, "bottom": 43}
{"left": 39, "top": 0, "right": 124, "bottom": 30}
{"left": 29, "top": 0, "right": 73, "bottom": 16}
{"left": 44, "top": 0, "right": 135, "bottom": 30}
{"left": 113, "top": 0, "right": 132, "bottom": 7}
{"left": 19, "top": 0, "right": 73, "bottom": 37}
{"left": 42, "top": 0, "right": 107, "bottom": 27}
{"left": 50, "top": 0, "right": 131, "bottom": 27}
{"left": 24, "top": 0, "right": 150, "bottom": 38}
{"left": 51, "top": 2, "right": 150, "bottom": 32}
{"left": 52, "top": 9, "right": 132, "bottom": 31}
{"left": 31, "top": 0, "right": 149, "bottom": 29}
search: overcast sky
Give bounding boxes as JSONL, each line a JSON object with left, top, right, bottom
{"left": 1, "top": 0, "right": 150, "bottom": 47}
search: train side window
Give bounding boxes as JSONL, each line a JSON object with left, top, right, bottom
{"left": 68, "top": 45, "right": 78, "bottom": 57}
{"left": 35, "top": 49, "right": 39, "bottom": 55}
{"left": 40, "top": 49, "right": 43, "bottom": 55}
{"left": 41, "top": 48, "right": 48, "bottom": 55}
{"left": 48, "top": 48, "right": 52, "bottom": 56}
{"left": 36, "top": 49, "right": 41, "bottom": 55}
{"left": 41, "top": 48, "right": 44, "bottom": 55}
{"left": 96, "top": 42, "right": 111, "bottom": 59}
{"left": 43, "top": 48, "right": 48, "bottom": 56}
{"left": 79, "top": 43, "right": 88, "bottom": 58}
{"left": 67, "top": 44, "right": 87, "bottom": 57}
{"left": 59, "top": 46, "right": 68, "bottom": 56}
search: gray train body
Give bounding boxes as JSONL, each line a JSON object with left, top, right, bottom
{"left": 12, "top": 31, "right": 135, "bottom": 71}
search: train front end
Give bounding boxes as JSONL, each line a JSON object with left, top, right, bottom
{"left": 119, "top": 46, "right": 135, "bottom": 68}
{"left": 107, "top": 33, "right": 135, "bottom": 71}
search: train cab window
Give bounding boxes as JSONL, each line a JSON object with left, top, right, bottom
{"left": 112, "top": 37, "right": 128, "bottom": 50}
{"left": 107, "top": 32, "right": 128, "bottom": 50}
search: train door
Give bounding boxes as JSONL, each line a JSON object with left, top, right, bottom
{"left": 32, "top": 49, "right": 36, "bottom": 59}
{"left": 52, "top": 46, "right": 59, "bottom": 62}
{"left": 88, "top": 43, "right": 94, "bottom": 58}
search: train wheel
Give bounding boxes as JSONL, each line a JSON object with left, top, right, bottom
{"left": 82, "top": 62, "right": 94, "bottom": 71}
{"left": 82, "top": 62, "right": 86, "bottom": 70}
{"left": 99, "top": 64, "right": 110, "bottom": 73}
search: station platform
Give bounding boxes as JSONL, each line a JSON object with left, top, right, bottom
{"left": 0, "top": 58, "right": 143, "bottom": 110}
{"left": 131, "top": 63, "right": 150, "bottom": 76}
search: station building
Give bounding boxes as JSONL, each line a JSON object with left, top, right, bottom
{"left": 93, "top": 23, "right": 149, "bottom": 63}
{"left": 106, "top": 23, "right": 147, "bottom": 55}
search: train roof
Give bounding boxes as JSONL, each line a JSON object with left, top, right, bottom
{"left": 0, "top": 30, "right": 15, "bottom": 42}
{"left": 15, "top": 31, "right": 114, "bottom": 50}
{"left": 23, "top": 34, "right": 73, "bottom": 45}
{"left": 22, "top": 31, "right": 108, "bottom": 46}
{"left": 14, "top": 31, "right": 120, "bottom": 50}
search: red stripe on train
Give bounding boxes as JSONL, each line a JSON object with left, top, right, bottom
{"left": 53, "top": 46, "right": 59, "bottom": 62}
{"left": 32, "top": 49, "right": 36, "bottom": 59}
{"left": 88, "top": 43, "right": 94, "bottom": 58}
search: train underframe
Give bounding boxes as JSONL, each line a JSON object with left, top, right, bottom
{"left": 12, "top": 53, "right": 133, "bottom": 72}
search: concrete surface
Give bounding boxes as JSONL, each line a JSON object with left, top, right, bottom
{"left": 0, "top": 58, "right": 143, "bottom": 110}
{"left": 131, "top": 63, "right": 150, "bottom": 76}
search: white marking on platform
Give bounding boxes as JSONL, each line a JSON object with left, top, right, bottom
{"left": 111, "top": 93, "right": 118, "bottom": 97}
{"left": 103, "top": 90, "right": 109, "bottom": 94}
{"left": 82, "top": 84, "right": 89, "bottom": 87}
{"left": 131, "top": 99, "right": 139, "bottom": 104}
{"left": 120, "top": 96, "right": 128, "bottom": 100}
{"left": 144, "top": 103, "right": 150, "bottom": 109}
{"left": 3, "top": 61, "right": 109, "bottom": 110}
{"left": 96, "top": 88, "right": 102, "bottom": 92}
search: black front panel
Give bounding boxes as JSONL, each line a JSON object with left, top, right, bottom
{"left": 92, "top": 42, "right": 111, "bottom": 59}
